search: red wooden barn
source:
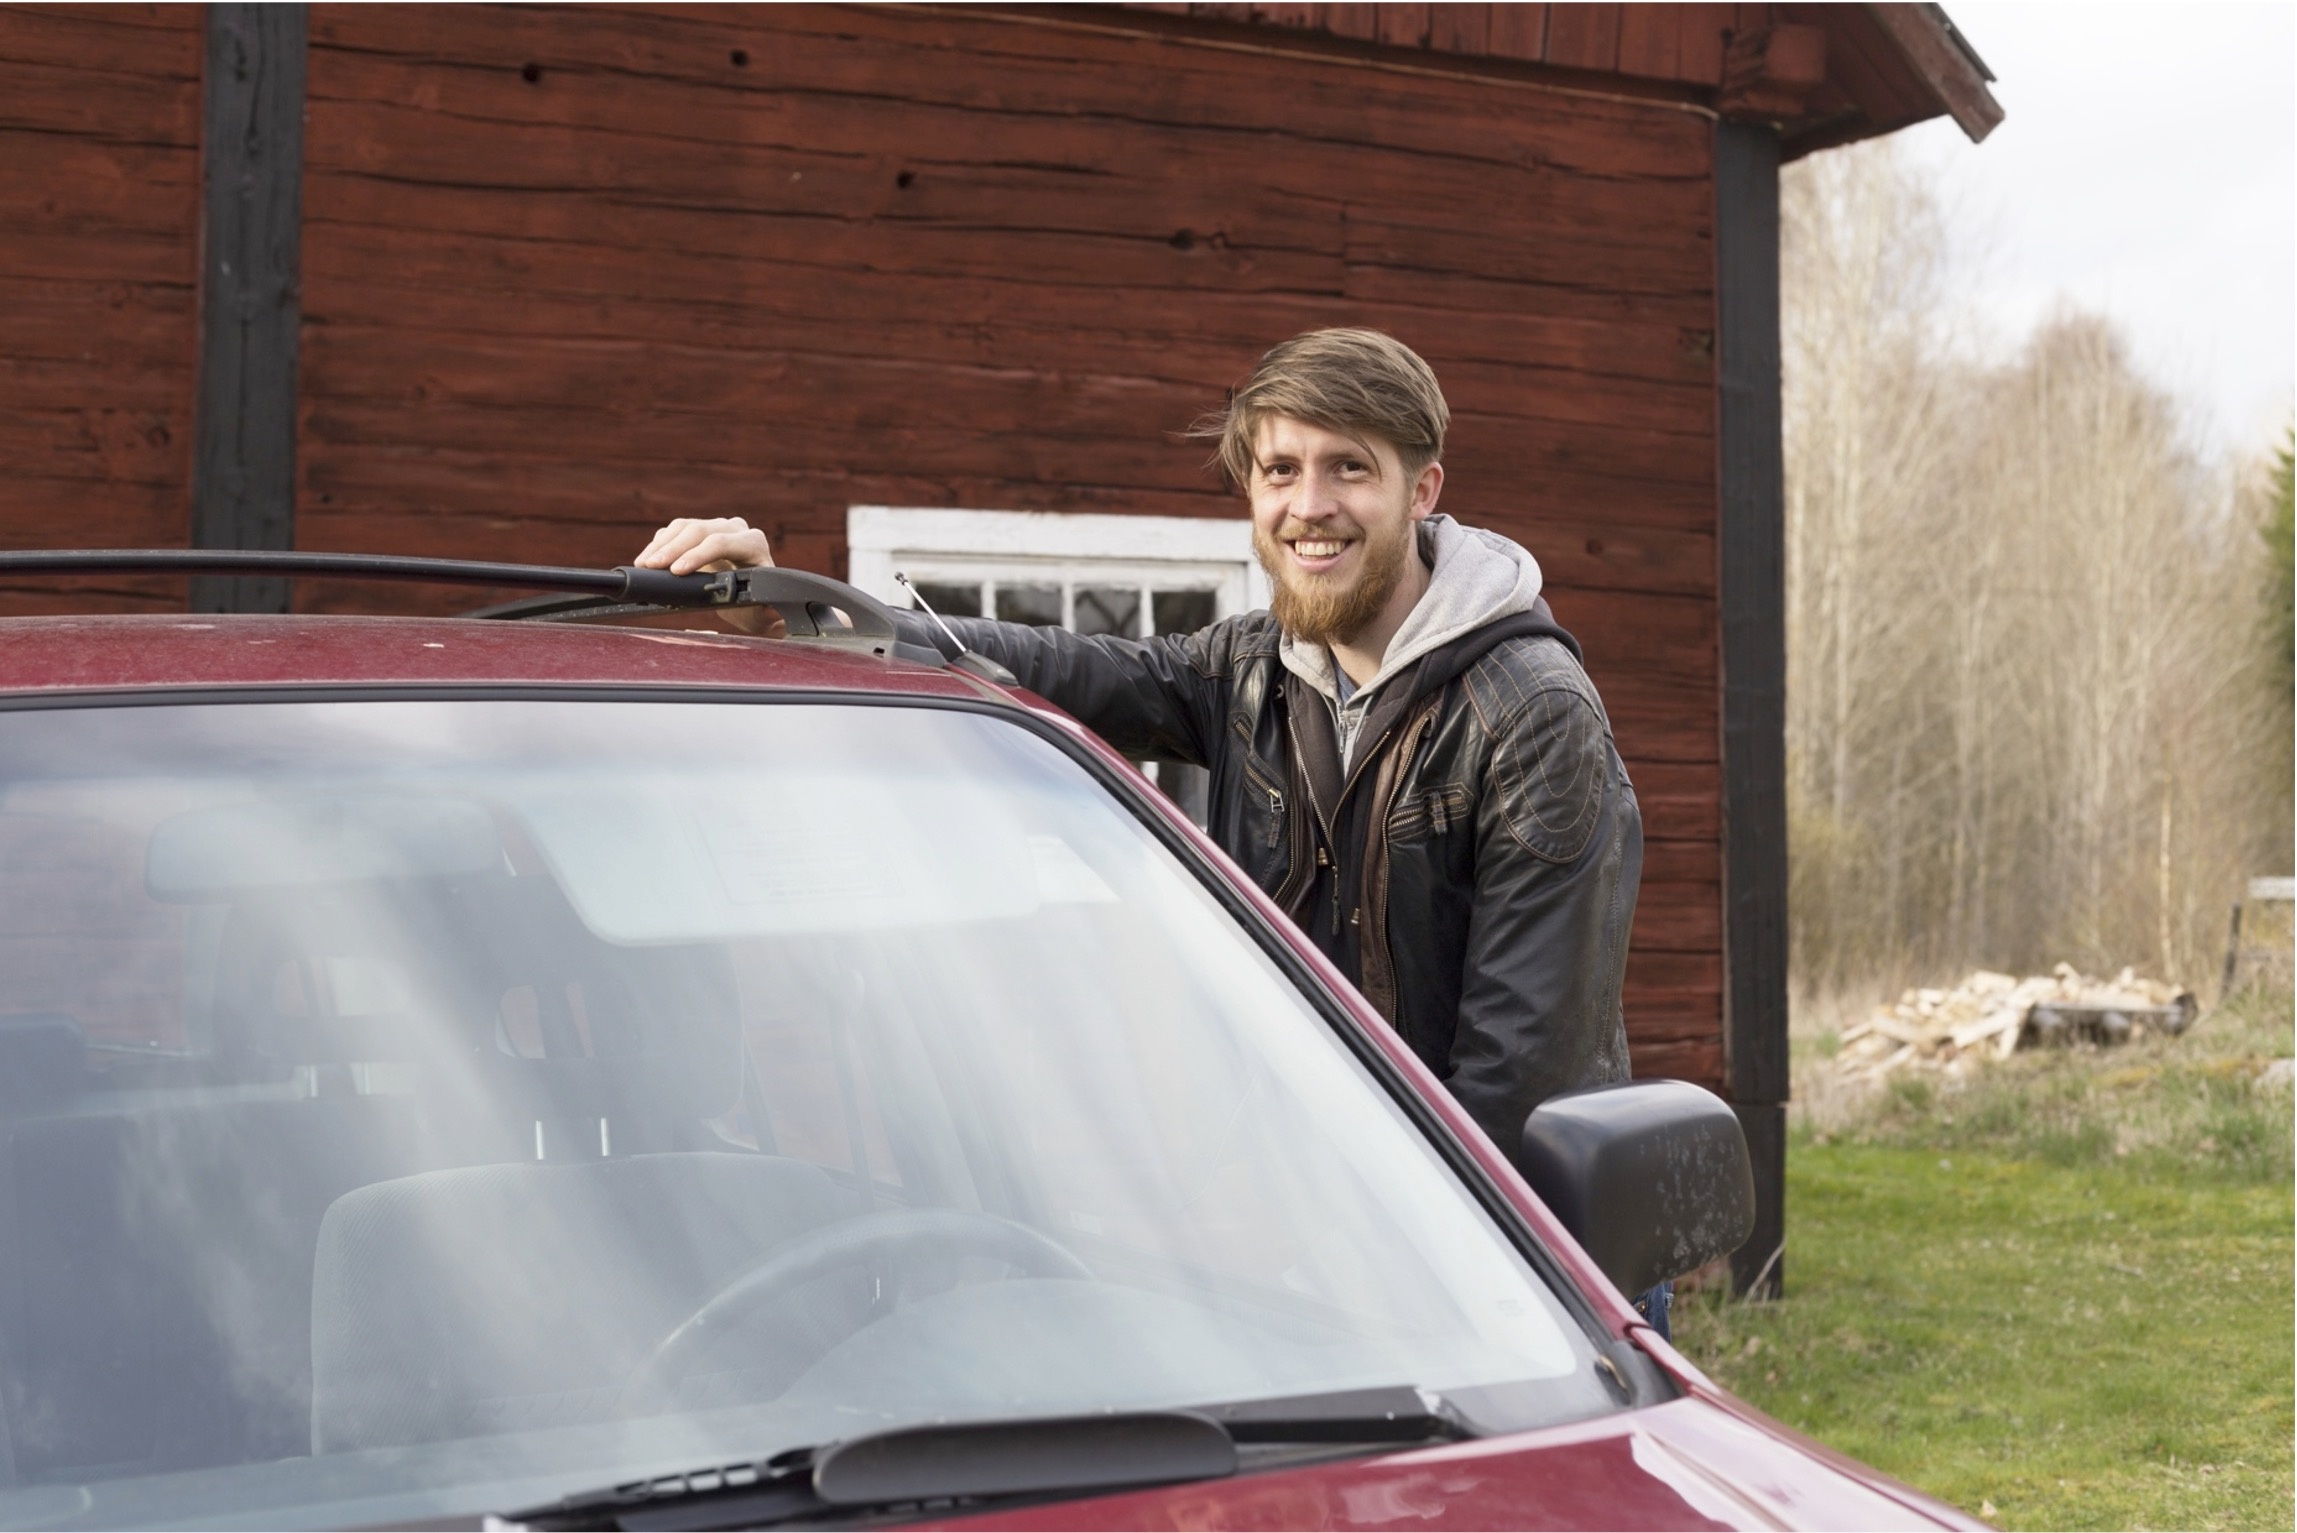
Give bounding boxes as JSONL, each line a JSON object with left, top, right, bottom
{"left": 0, "top": 1, "right": 1998, "bottom": 1291}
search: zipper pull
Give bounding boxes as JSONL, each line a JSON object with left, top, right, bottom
{"left": 1431, "top": 795, "right": 1449, "bottom": 836}
{"left": 1266, "top": 787, "right": 1283, "bottom": 849}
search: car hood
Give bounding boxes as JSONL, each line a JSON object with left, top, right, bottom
{"left": 920, "top": 1395, "right": 1981, "bottom": 1531}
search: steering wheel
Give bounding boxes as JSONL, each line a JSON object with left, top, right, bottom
{"left": 617, "top": 1207, "right": 1092, "bottom": 1417}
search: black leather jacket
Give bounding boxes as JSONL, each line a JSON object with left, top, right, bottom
{"left": 904, "top": 601, "right": 1641, "bottom": 1151}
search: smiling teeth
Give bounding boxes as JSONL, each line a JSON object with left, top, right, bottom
{"left": 1293, "top": 541, "right": 1348, "bottom": 557}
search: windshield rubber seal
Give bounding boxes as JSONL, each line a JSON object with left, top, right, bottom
{"left": 0, "top": 680, "right": 1644, "bottom": 1365}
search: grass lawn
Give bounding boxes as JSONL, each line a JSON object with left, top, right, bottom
{"left": 1672, "top": 983, "right": 2294, "bottom": 1531}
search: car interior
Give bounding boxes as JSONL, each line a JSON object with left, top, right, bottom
{"left": 0, "top": 826, "right": 1432, "bottom": 1489}
{"left": 0, "top": 701, "right": 1604, "bottom": 1507}
{"left": 0, "top": 856, "right": 884, "bottom": 1482}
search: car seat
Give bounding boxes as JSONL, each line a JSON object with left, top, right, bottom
{"left": 307, "top": 1150, "right": 852, "bottom": 1452}
{"left": 304, "top": 875, "right": 865, "bottom": 1452}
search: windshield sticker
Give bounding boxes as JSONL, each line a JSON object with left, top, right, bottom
{"left": 704, "top": 809, "right": 899, "bottom": 906}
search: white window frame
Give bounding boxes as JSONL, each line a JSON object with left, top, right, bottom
{"left": 846, "top": 506, "right": 1259, "bottom": 827}
{"left": 845, "top": 507, "right": 1269, "bottom": 632}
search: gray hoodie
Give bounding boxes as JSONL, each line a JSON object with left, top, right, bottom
{"left": 1278, "top": 514, "right": 1546, "bottom": 767}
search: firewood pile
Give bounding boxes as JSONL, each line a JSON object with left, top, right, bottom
{"left": 1833, "top": 964, "right": 2198, "bottom": 1080}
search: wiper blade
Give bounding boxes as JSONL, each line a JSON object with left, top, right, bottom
{"left": 498, "top": 1413, "right": 1233, "bottom": 1532}
{"left": 816, "top": 1411, "right": 1235, "bottom": 1505}
{"left": 493, "top": 1451, "right": 819, "bottom": 1532}
{"left": 1203, "top": 1383, "right": 1476, "bottom": 1445}
{"left": 497, "top": 1387, "right": 1473, "bottom": 1530}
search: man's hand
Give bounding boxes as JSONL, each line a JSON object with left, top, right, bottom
{"left": 633, "top": 517, "right": 783, "bottom": 638}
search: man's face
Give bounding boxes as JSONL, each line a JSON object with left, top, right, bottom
{"left": 1248, "top": 416, "right": 1441, "bottom": 647}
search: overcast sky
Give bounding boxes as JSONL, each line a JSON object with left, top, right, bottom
{"left": 1895, "top": 2, "right": 2295, "bottom": 461}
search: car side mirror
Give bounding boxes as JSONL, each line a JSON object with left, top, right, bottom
{"left": 1519, "top": 1079, "right": 1756, "bottom": 1302}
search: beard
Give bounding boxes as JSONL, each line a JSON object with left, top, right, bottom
{"left": 1254, "top": 512, "right": 1415, "bottom": 648}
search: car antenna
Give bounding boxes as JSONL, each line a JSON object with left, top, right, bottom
{"left": 894, "top": 571, "right": 1019, "bottom": 687}
{"left": 894, "top": 572, "right": 967, "bottom": 652}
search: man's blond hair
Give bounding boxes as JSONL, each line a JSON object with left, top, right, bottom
{"left": 1193, "top": 328, "right": 1449, "bottom": 490}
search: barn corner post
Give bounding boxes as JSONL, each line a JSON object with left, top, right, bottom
{"left": 1714, "top": 118, "right": 1789, "bottom": 1301}
{"left": 190, "top": 2, "right": 308, "bottom": 614}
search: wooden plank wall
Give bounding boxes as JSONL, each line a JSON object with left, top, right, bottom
{"left": 0, "top": 4, "right": 203, "bottom": 613}
{"left": 292, "top": 2, "right": 1724, "bottom": 1087}
{"left": 1127, "top": 3, "right": 1955, "bottom": 150}
{"left": 1126, "top": 2, "right": 1750, "bottom": 85}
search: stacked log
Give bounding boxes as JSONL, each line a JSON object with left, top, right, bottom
{"left": 1832, "top": 964, "right": 2197, "bottom": 1081}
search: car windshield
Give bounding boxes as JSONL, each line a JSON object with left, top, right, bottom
{"left": 0, "top": 697, "right": 1613, "bottom": 1530}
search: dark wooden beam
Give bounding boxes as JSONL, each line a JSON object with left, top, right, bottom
{"left": 1715, "top": 118, "right": 1788, "bottom": 1300}
{"left": 1718, "top": 24, "right": 1827, "bottom": 123}
{"left": 190, "top": 3, "right": 306, "bottom": 614}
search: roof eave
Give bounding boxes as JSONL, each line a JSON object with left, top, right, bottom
{"left": 1866, "top": 2, "right": 2005, "bottom": 144}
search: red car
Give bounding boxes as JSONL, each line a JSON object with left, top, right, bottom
{"left": 0, "top": 552, "right": 1977, "bottom": 1531}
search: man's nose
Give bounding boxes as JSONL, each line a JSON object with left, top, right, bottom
{"left": 1293, "top": 468, "right": 1345, "bottom": 519}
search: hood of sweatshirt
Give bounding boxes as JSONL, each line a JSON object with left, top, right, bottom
{"left": 1278, "top": 513, "right": 1544, "bottom": 713}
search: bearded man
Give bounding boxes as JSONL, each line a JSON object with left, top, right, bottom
{"left": 637, "top": 328, "right": 1645, "bottom": 1293}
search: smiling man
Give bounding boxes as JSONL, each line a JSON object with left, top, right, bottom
{"left": 638, "top": 329, "right": 1647, "bottom": 1310}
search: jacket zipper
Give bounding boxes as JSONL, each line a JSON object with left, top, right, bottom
{"left": 1268, "top": 722, "right": 1318, "bottom": 917}
{"left": 1285, "top": 723, "right": 1339, "bottom": 934}
{"left": 1362, "top": 698, "right": 1444, "bottom": 1021}
{"left": 1317, "top": 844, "right": 1340, "bottom": 936}
{"left": 1240, "top": 757, "right": 1286, "bottom": 852}
{"left": 1233, "top": 716, "right": 1289, "bottom": 856}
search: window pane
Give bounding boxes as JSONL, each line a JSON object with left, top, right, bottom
{"left": 994, "top": 584, "right": 1062, "bottom": 626}
{"left": 910, "top": 581, "right": 982, "bottom": 619}
{"left": 1151, "top": 589, "right": 1217, "bottom": 637}
{"left": 1072, "top": 587, "right": 1140, "bottom": 638}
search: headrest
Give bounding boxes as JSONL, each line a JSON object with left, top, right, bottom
{"left": 208, "top": 875, "right": 744, "bottom": 1123}
{"left": 449, "top": 877, "right": 746, "bottom": 1123}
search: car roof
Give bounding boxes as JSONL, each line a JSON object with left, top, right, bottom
{"left": 0, "top": 613, "right": 989, "bottom": 700}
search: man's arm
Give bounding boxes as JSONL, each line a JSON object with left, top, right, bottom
{"left": 636, "top": 517, "right": 1233, "bottom": 766}
{"left": 926, "top": 615, "right": 1247, "bottom": 766}
{"left": 1445, "top": 674, "right": 1644, "bottom": 1151}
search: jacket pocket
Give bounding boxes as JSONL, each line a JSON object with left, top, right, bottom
{"left": 1232, "top": 718, "right": 1289, "bottom": 852}
{"left": 1241, "top": 756, "right": 1287, "bottom": 850}
{"left": 1386, "top": 783, "right": 1472, "bottom": 843}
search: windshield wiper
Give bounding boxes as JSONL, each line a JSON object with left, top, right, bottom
{"left": 497, "top": 1386, "right": 1474, "bottom": 1530}
{"left": 1201, "top": 1383, "right": 1475, "bottom": 1445}
{"left": 496, "top": 1413, "right": 1227, "bottom": 1532}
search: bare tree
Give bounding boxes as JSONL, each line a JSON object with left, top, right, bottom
{"left": 1781, "top": 142, "right": 2287, "bottom": 998}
